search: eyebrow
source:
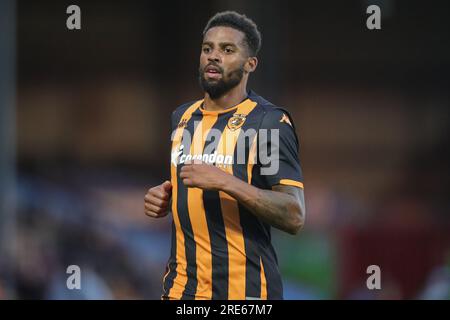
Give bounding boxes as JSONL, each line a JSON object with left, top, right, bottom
{"left": 202, "top": 41, "right": 238, "bottom": 48}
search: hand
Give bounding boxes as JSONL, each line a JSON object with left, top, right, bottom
{"left": 144, "top": 180, "right": 172, "bottom": 218}
{"left": 180, "top": 163, "right": 229, "bottom": 190}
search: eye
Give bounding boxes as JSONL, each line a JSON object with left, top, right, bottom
{"left": 224, "top": 47, "right": 234, "bottom": 53}
{"left": 202, "top": 46, "right": 211, "bottom": 53}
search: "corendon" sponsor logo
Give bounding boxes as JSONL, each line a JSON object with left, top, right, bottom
{"left": 171, "top": 121, "right": 282, "bottom": 175}
{"left": 171, "top": 145, "right": 233, "bottom": 167}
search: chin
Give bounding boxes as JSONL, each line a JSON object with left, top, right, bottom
{"left": 204, "top": 75, "right": 221, "bottom": 83}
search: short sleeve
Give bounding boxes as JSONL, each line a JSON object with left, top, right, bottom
{"left": 257, "top": 108, "right": 304, "bottom": 189}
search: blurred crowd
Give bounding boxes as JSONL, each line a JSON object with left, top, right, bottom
{"left": 0, "top": 145, "right": 448, "bottom": 299}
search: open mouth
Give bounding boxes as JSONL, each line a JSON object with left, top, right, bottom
{"left": 205, "top": 65, "right": 222, "bottom": 78}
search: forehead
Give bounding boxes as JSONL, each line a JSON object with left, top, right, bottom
{"left": 203, "top": 26, "right": 245, "bottom": 45}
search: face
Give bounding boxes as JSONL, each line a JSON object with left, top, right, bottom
{"left": 199, "top": 26, "right": 257, "bottom": 99}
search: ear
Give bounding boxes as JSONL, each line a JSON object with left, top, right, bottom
{"left": 244, "top": 57, "right": 258, "bottom": 73}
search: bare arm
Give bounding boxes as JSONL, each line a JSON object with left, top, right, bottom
{"left": 180, "top": 164, "right": 306, "bottom": 235}
{"left": 220, "top": 174, "right": 305, "bottom": 235}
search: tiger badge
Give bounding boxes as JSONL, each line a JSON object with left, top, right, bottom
{"left": 227, "top": 114, "right": 247, "bottom": 131}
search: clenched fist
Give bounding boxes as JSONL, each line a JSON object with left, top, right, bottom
{"left": 180, "top": 163, "right": 229, "bottom": 190}
{"left": 144, "top": 180, "right": 172, "bottom": 218}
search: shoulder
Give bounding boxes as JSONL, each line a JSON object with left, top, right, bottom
{"left": 172, "top": 100, "right": 198, "bottom": 119}
{"left": 248, "top": 91, "right": 296, "bottom": 128}
{"left": 249, "top": 91, "right": 299, "bottom": 147}
{"left": 171, "top": 100, "right": 202, "bottom": 128}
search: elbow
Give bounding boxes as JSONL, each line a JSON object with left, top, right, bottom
{"left": 288, "top": 214, "right": 304, "bottom": 235}
{"left": 286, "top": 203, "right": 305, "bottom": 235}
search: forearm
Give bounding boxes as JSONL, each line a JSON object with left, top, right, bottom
{"left": 219, "top": 174, "right": 303, "bottom": 235}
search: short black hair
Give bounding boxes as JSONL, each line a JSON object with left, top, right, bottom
{"left": 203, "top": 11, "right": 262, "bottom": 57}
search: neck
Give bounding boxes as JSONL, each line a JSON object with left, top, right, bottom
{"left": 203, "top": 79, "right": 248, "bottom": 111}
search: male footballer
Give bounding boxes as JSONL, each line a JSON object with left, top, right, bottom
{"left": 144, "top": 11, "right": 305, "bottom": 300}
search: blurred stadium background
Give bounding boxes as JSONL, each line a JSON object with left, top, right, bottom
{"left": 0, "top": 0, "right": 449, "bottom": 299}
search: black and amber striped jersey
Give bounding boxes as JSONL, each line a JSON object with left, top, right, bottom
{"left": 162, "top": 90, "right": 304, "bottom": 300}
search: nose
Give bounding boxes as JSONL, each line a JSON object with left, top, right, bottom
{"left": 208, "top": 48, "right": 221, "bottom": 63}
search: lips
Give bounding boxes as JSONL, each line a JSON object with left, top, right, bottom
{"left": 205, "top": 65, "right": 222, "bottom": 75}
{"left": 205, "top": 73, "right": 221, "bottom": 81}
{"left": 204, "top": 66, "right": 222, "bottom": 80}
